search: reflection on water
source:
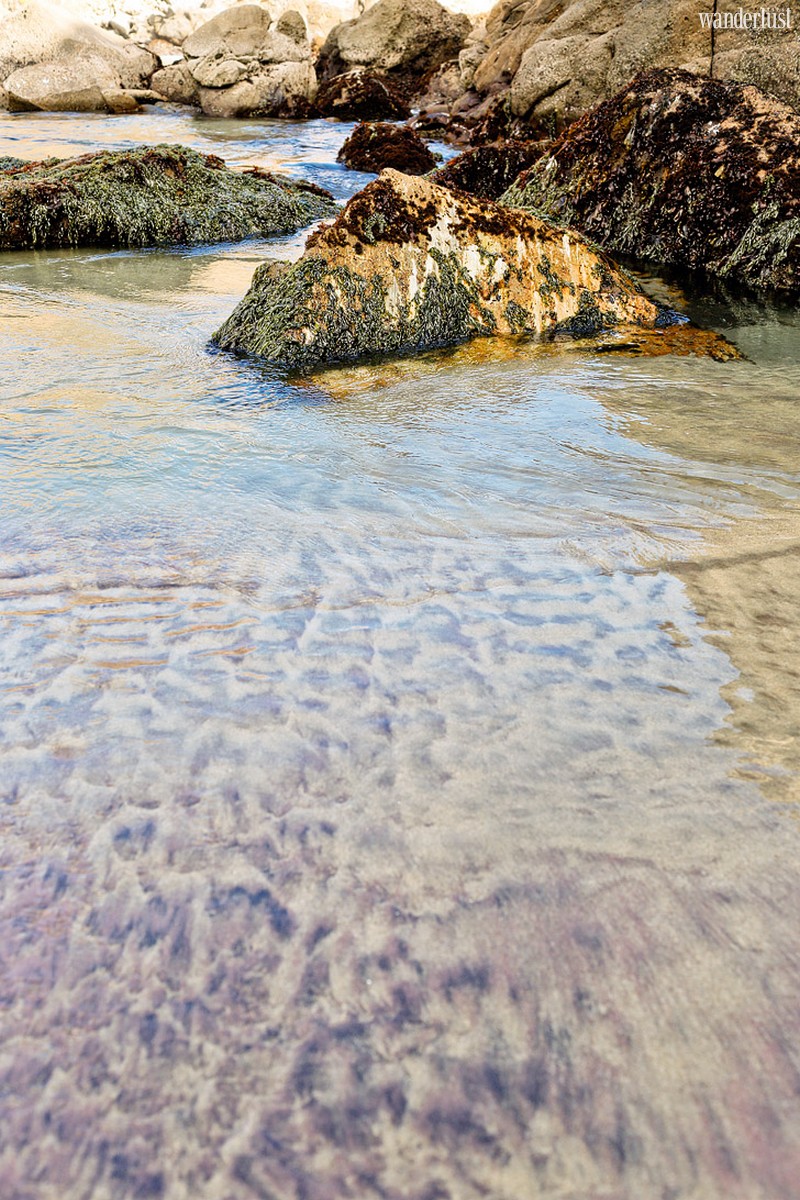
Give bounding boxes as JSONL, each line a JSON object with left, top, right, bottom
{"left": 2, "top": 110, "right": 800, "bottom": 1199}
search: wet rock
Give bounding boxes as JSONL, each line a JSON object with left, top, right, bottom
{"left": 0, "top": 144, "right": 337, "bottom": 250}
{"left": 337, "top": 122, "right": 436, "bottom": 175}
{"left": 502, "top": 69, "right": 800, "bottom": 298}
{"left": 317, "top": 0, "right": 470, "bottom": 92}
{"left": 213, "top": 167, "right": 679, "bottom": 369}
{"left": 430, "top": 139, "right": 547, "bottom": 200}
{"left": 312, "top": 68, "right": 409, "bottom": 120}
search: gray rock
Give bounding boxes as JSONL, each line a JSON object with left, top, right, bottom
{"left": 190, "top": 56, "right": 249, "bottom": 88}
{"left": 151, "top": 60, "right": 200, "bottom": 104}
{"left": 198, "top": 60, "right": 317, "bottom": 115}
{"left": 183, "top": 5, "right": 274, "bottom": 59}
{"left": 318, "top": 0, "right": 470, "bottom": 86}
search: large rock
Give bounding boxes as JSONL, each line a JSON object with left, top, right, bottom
{"left": 183, "top": 5, "right": 274, "bottom": 59}
{"left": 213, "top": 167, "right": 680, "bottom": 368}
{"left": 0, "top": 145, "right": 336, "bottom": 250}
{"left": 4, "top": 59, "right": 118, "bottom": 112}
{"left": 313, "top": 68, "right": 410, "bottom": 119}
{"left": 337, "top": 122, "right": 436, "bottom": 174}
{"left": 197, "top": 60, "right": 317, "bottom": 116}
{"left": 453, "top": 0, "right": 800, "bottom": 136}
{"left": 502, "top": 69, "right": 800, "bottom": 297}
{"left": 0, "top": 0, "right": 156, "bottom": 95}
{"left": 317, "top": 0, "right": 471, "bottom": 90}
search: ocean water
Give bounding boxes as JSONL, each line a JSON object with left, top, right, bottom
{"left": 1, "top": 109, "right": 800, "bottom": 1200}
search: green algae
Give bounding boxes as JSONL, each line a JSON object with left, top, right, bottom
{"left": 0, "top": 144, "right": 337, "bottom": 251}
{"left": 0, "top": 157, "right": 26, "bottom": 172}
{"left": 213, "top": 246, "right": 504, "bottom": 370}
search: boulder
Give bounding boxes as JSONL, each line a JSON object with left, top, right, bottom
{"left": 430, "top": 139, "right": 547, "bottom": 199}
{"left": 0, "top": 0, "right": 157, "bottom": 92}
{"left": 213, "top": 167, "right": 680, "bottom": 368}
{"left": 317, "top": 0, "right": 471, "bottom": 90}
{"left": 502, "top": 69, "right": 800, "bottom": 297}
{"left": 337, "top": 122, "right": 436, "bottom": 174}
{"left": 453, "top": 0, "right": 799, "bottom": 139}
{"left": 190, "top": 56, "right": 249, "bottom": 88}
{"left": 183, "top": 5, "right": 311, "bottom": 63}
{"left": 275, "top": 10, "right": 309, "bottom": 43}
{"left": 0, "top": 144, "right": 337, "bottom": 250}
{"left": 151, "top": 60, "right": 200, "bottom": 104}
{"left": 313, "top": 68, "right": 409, "bottom": 119}
{"left": 197, "top": 61, "right": 317, "bottom": 116}
{"left": 4, "top": 60, "right": 117, "bottom": 111}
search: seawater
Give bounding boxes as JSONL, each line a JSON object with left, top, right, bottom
{"left": 1, "top": 109, "right": 800, "bottom": 1200}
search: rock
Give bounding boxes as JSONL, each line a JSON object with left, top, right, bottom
{"left": 313, "top": 68, "right": 409, "bottom": 119}
{"left": 151, "top": 60, "right": 200, "bottom": 104}
{"left": 0, "top": 155, "right": 25, "bottom": 171}
{"left": 276, "top": 10, "right": 308, "bottom": 43}
{"left": 430, "top": 139, "right": 547, "bottom": 199}
{"left": 190, "top": 56, "right": 249, "bottom": 88}
{"left": 317, "top": 0, "right": 471, "bottom": 91}
{"left": 502, "top": 69, "right": 800, "bottom": 297}
{"left": 198, "top": 61, "right": 317, "bottom": 116}
{"left": 337, "top": 122, "right": 436, "bottom": 174}
{"left": 213, "top": 167, "right": 680, "bottom": 368}
{"left": 183, "top": 5, "right": 280, "bottom": 60}
{"left": 0, "top": 144, "right": 337, "bottom": 250}
{"left": 5, "top": 60, "right": 118, "bottom": 111}
{"left": 0, "top": 0, "right": 157, "bottom": 92}
{"left": 101, "top": 88, "right": 142, "bottom": 113}
{"left": 451, "top": 0, "right": 799, "bottom": 139}
{"left": 151, "top": 10, "right": 204, "bottom": 48}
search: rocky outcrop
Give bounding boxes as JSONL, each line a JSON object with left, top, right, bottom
{"left": 430, "top": 138, "right": 547, "bottom": 199}
{"left": 213, "top": 167, "right": 680, "bottom": 368}
{"left": 337, "top": 122, "right": 436, "bottom": 174}
{"left": 429, "top": 0, "right": 800, "bottom": 142}
{"left": 312, "top": 68, "right": 409, "bottom": 119}
{"left": 317, "top": 0, "right": 471, "bottom": 92}
{"left": 0, "top": 144, "right": 336, "bottom": 250}
{"left": 502, "top": 70, "right": 800, "bottom": 297}
{"left": 152, "top": 4, "right": 319, "bottom": 117}
{"left": 0, "top": 0, "right": 156, "bottom": 111}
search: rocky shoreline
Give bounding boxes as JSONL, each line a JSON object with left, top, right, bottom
{"left": 1, "top": 0, "right": 798, "bottom": 368}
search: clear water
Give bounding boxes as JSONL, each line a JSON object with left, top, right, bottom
{"left": 2, "top": 110, "right": 800, "bottom": 1200}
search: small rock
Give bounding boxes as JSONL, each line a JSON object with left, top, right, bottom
{"left": 190, "top": 56, "right": 249, "bottom": 88}
{"left": 313, "top": 69, "right": 409, "bottom": 120}
{"left": 337, "top": 122, "right": 436, "bottom": 174}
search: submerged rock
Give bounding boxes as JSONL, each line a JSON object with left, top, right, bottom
{"left": 0, "top": 145, "right": 336, "bottom": 250}
{"left": 337, "top": 122, "right": 436, "bottom": 174}
{"left": 502, "top": 70, "right": 800, "bottom": 298}
{"left": 312, "top": 68, "right": 409, "bottom": 120}
{"left": 430, "top": 139, "right": 548, "bottom": 200}
{"left": 213, "top": 168, "right": 679, "bottom": 369}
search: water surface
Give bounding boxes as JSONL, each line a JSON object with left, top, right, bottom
{"left": 2, "top": 109, "right": 800, "bottom": 1200}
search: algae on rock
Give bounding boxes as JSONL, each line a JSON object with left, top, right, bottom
{"left": 0, "top": 145, "right": 337, "bottom": 251}
{"left": 214, "top": 168, "right": 680, "bottom": 370}
{"left": 501, "top": 69, "right": 800, "bottom": 298}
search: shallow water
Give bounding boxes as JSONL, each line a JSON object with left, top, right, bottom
{"left": 2, "top": 109, "right": 800, "bottom": 1200}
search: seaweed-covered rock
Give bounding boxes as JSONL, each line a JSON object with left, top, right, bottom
{"left": 337, "top": 122, "right": 436, "bottom": 174}
{"left": 502, "top": 70, "right": 800, "bottom": 297}
{"left": 430, "top": 139, "right": 547, "bottom": 199}
{"left": 213, "top": 167, "right": 679, "bottom": 369}
{"left": 0, "top": 144, "right": 337, "bottom": 250}
{"left": 317, "top": 0, "right": 470, "bottom": 91}
{"left": 313, "top": 68, "right": 409, "bottom": 120}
